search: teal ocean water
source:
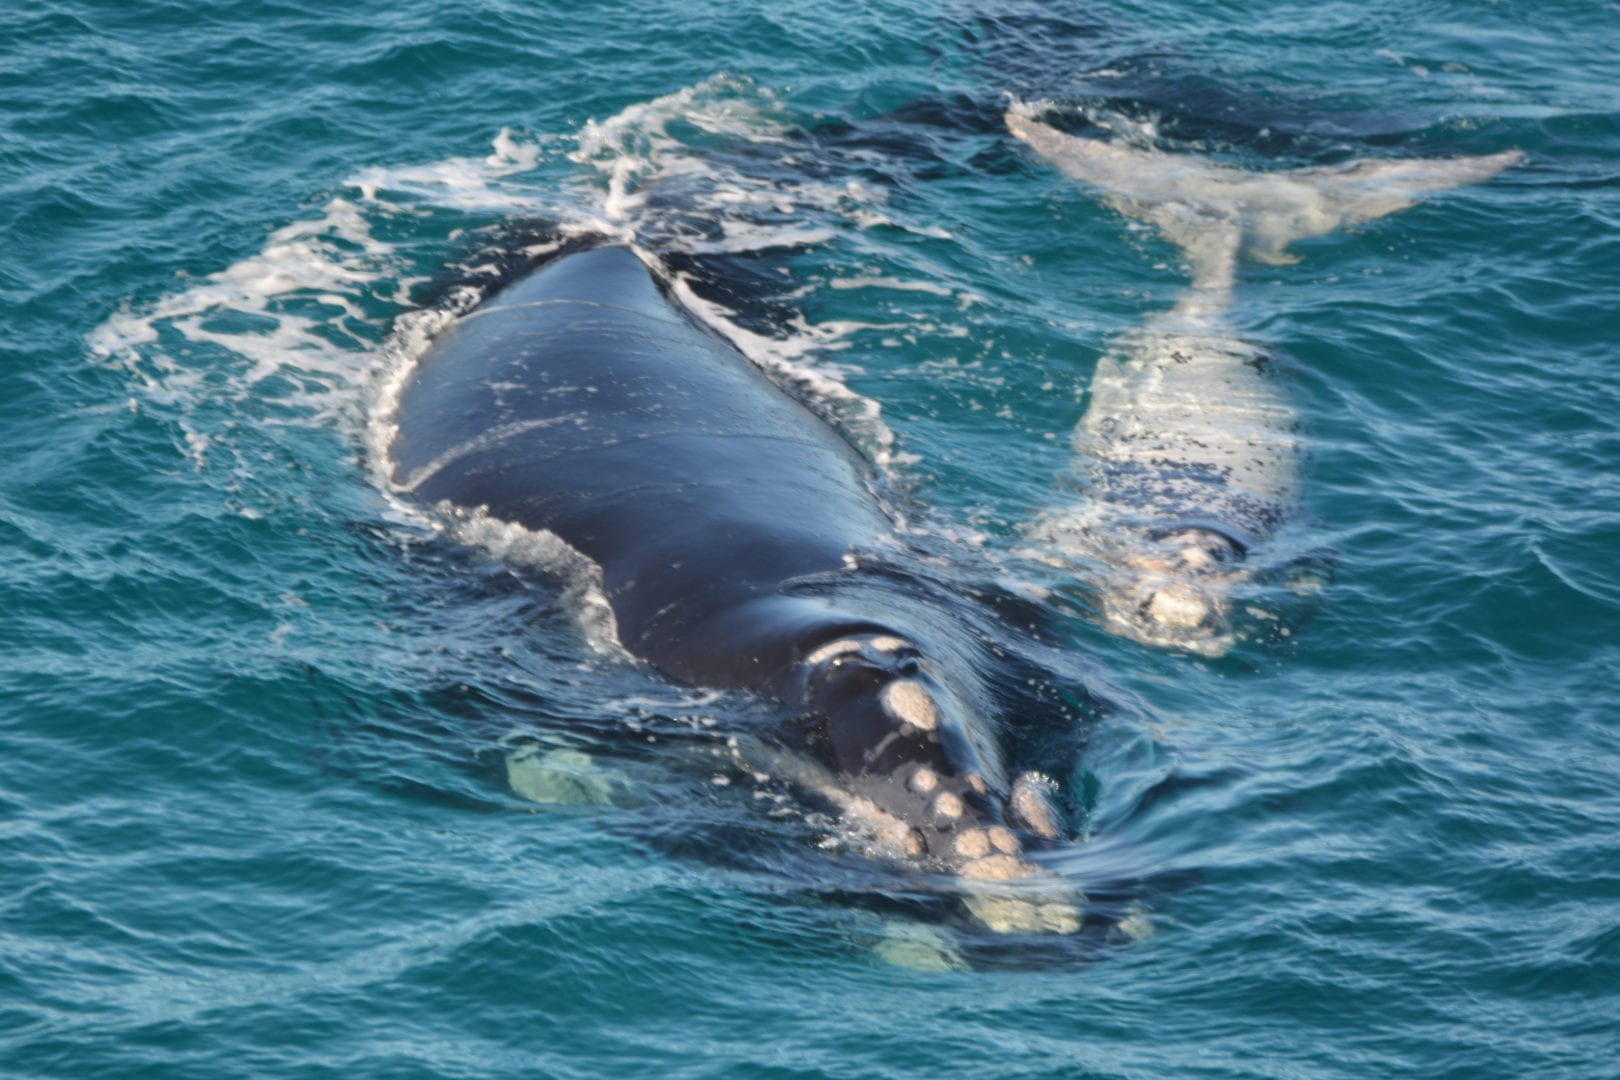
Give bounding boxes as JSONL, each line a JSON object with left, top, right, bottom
{"left": 4, "top": 0, "right": 1617, "bottom": 1075}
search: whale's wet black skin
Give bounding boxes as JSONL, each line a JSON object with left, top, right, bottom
{"left": 390, "top": 246, "right": 1070, "bottom": 898}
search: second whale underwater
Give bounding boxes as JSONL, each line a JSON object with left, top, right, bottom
{"left": 1006, "top": 110, "right": 1522, "bottom": 656}
{"left": 387, "top": 113, "right": 1521, "bottom": 936}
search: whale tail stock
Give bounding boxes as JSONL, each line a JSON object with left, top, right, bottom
{"left": 1005, "top": 111, "right": 1522, "bottom": 298}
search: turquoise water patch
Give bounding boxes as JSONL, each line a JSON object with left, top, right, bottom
{"left": 3, "top": 0, "right": 1617, "bottom": 1076}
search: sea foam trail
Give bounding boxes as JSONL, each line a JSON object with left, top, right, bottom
{"left": 1008, "top": 104, "right": 1522, "bottom": 655}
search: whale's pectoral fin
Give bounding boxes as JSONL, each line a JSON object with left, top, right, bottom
{"left": 1006, "top": 110, "right": 1522, "bottom": 284}
{"left": 503, "top": 739, "right": 624, "bottom": 808}
{"left": 872, "top": 919, "right": 970, "bottom": 972}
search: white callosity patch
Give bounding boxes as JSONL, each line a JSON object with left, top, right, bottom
{"left": 878, "top": 679, "right": 940, "bottom": 731}
{"left": 1009, "top": 772, "right": 1064, "bottom": 840}
{"left": 802, "top": 637, "right": 868, "bottom": 667}
{"left": 953, "top": 829, "right": 992, "bottom": 859}
{"left": 987, "top": 826, "right": 1021, "bottom": 855}
{"left": 908, "top": 767, "right": 939, "bottom": 794}
{"left": 738, "top": 739, "right": 930, "bottom": 863}
{"left": 1009, "top": 106, "right": 1522, "bottom": 655}
{"left": 724, "top": 734, "right": 1083, "bottom": 937}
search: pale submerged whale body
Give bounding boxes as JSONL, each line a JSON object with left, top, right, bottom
{"left": 389, "top": 245, "right": 1079, "bottom": 934}
{"left": 1008, "top": 111, "right": 1522, "bottom": 655}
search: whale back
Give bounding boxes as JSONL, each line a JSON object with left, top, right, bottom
{"left": 390, "top": 246, "right": 893, "bottom": 683}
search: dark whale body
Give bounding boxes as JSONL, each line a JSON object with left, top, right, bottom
{"left": 390, "top": 246, "right": 1065, "bottom": 878}
{"left": 393, "top": 245, "right": 888, "bottom": 687}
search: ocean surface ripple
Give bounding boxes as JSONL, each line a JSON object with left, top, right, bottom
{"left": 2, "top": 0, "right": 1616, "bottom": 1076}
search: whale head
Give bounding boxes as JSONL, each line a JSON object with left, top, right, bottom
{"left": 1098, "top": 528, "right": 1243, "bottom": 657}
{"left": 786, "top": 632, "right": 1084, "bottom": 933}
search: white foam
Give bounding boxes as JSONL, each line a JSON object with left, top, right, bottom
{"left": 570, "top": 74, "right": 789, "bottom": 222}
{"left": 350, "top": 126, "right": 556, "bottom": 213}
{"left": 829, "top": 276, "right": 956, "bottom": 297}
{"left": 441, "top": 505, "right": 626, "bottom": 658}
{"left": 89, "top": 194, "right": 394, "bottom": 416}
{"left": 666, "top": 273, "right": 899, "bottom": 472}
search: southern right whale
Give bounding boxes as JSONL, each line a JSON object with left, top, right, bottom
{"left": 389, "top": 243, "right": 1080, "bottom": 934}
{"left": 1008, "top": 110, "right": 1522, "bottom": 654}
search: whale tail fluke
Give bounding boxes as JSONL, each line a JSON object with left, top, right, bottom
{"left": 1006, "top": 111, "right": 1522, "bottom": 291}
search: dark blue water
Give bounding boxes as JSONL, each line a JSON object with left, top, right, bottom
{"left": 4, "top": 1, "right": 1617, "bottom": 1075}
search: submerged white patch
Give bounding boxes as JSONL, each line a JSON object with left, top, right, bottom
{"left": 962, "top": 893, "right": 1083, "bottom": 936}
{"left": 873, "top": 920, "right": 969, "bottom": 972}
{"left": 1116, "top": 903, "right": 1157, "bottom": 941}
{"left": 803, "top": 637, "right": 866, "bottom": 667}
{"left": 504, "top": 743, "right": 620, "bottom": 807}
{"left": 1146, "top": 583, "right": 1212, "bottom": 630}
{"left": 960, "top": 853, "right": 1037, "bottom": 881}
